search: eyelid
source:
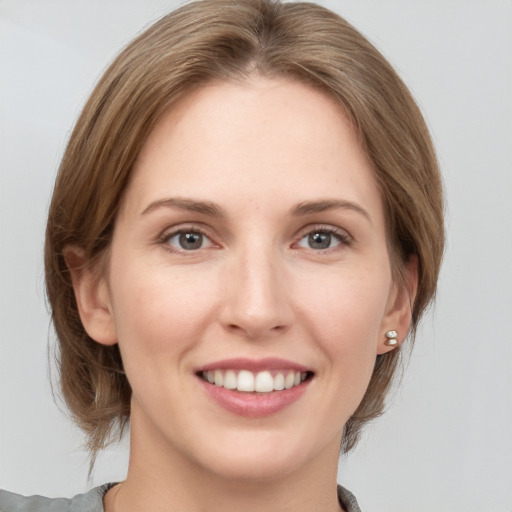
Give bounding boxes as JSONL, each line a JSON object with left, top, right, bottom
{"left": 292, "top": 224, "right": 353, "bottom": 249}
{"left": 156, "top": 222, "right": 352, "bottom": 254}
{"left": 157, "top": 223, "right": 219, "bottom": 253}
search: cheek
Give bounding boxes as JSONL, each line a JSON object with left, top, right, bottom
{"left": 296, "top": 264, "right": 391, "bottom": 368}
{"left": 109, "top": 259, "right": 219, "bottom": 357}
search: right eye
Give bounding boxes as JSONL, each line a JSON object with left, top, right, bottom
{"left": 164, "top": 230, "right": 214, "bottom": 251}
{"left": 297, "top": 231, "right": 341, "bottom": 250}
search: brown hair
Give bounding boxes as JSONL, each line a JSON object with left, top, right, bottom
{"left": 45, "top": 0, "right": 444, "bottom": 459}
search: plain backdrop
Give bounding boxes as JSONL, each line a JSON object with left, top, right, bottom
{"left": 1, "top": 1, "right": 511, "bottom": 511}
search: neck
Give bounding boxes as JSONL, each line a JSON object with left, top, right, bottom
{"left": 107, "top": 409, "right": 343, "bottom": 512}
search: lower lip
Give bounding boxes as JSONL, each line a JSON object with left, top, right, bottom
{"left": 198, "top": 377, "right": 311, "bottom": 417}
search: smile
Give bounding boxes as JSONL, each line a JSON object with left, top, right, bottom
{"left": 196, "top": 358, "right": 314, "bottom": 416}
{"left": 200, "top": 369, "right": 309, "bottom": 393}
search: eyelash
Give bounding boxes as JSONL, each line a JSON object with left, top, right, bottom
{"left": 157, "top": 224, "right": 352, "bottom": 254}
{"left": 294, "top": 225, "right": 352, "bottom": 253}
{"left": 158, "top": 225, "right": 216, "bottom": 254}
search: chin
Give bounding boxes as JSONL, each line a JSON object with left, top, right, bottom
{"left": 184, "top": 426, "right": 338, "bottom": 485}
{"left": 199, "top": 450, "right": 305, "bottom": 483}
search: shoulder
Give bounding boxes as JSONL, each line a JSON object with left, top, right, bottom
{"left": 0, "top": 484, "right": 115, "bottom": 512}
{"left": 2, "top": 484, "right": 357, "bottom": 511}
{"left": 337, "top": 484, "right": 362, "bottom": 512}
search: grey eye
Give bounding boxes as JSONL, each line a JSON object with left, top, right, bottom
{"left": 179, "top": 232, "right": 203, "bottom": 250}
{"left": 297, "top": 230, "right": 343, "bottom": 250}
{"left": 308, "top": 232, "right": 332, "bottom": 249}
{"left": 167, "top": 231, "right": 211, "bottom": 251}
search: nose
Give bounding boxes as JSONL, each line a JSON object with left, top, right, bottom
{"left": 218, "top": 245, "right": 294, "bottom": 340}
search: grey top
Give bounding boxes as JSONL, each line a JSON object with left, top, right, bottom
{"left": 0, "top": 484, "right": 115, "bottom": 512}
{"left": 0, "top": 484, "right": 361, "bottom": 512}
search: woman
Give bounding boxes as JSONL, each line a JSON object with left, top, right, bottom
{"left": 0, "top": 0, "right": 444, "bottom": 510}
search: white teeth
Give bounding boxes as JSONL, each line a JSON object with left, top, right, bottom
{"left": 214, "top": 370, "right": 224, "bottom": 387}
{"left": 284, "top": 372, "right": 295, "bottom": 389}
{"left": 237, "top": 370, "right": 255, "bottom": 392}
{"left": 202, "top": 369, "right": 309, "bottom": 393}
{"left": 274, "top": 372, "right": 285, "bottom": 391}
{"left": 223, "top": 370, "right": 237, "bottom": 390}
{"left": 255, "top": 371, "right": 274, "bottom": 392}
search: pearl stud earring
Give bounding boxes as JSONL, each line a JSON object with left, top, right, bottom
{"left": 384, "top": 330, "right": 398, "bottom": 346}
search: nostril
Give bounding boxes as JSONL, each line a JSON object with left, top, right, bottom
{"left": 226, "top": 322, "right": 288, "bottom": 336}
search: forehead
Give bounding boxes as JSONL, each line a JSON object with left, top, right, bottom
{"left": 123, "top": 77, "right": 383, "bottom": 223}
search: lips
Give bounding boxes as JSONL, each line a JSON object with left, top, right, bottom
{"left": 200, "top": 369, "right": 308, "bottom": 393}
{"left": 196, "top": 358, "right": 313, "bottom": 417}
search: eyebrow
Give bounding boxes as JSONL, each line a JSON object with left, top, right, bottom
{"left": 141, "top": 197, "right": 224, "bottom": 217}
{"left": 141, "top": 197, "right": 371, "bottom": 223}
{"left": 290, "top": 199, "right": 371, "bottom": 223}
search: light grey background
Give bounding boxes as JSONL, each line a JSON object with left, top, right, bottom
{"left": 1, "top": 1, "right": 511, "bottom": 511}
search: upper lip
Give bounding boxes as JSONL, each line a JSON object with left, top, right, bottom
{"left": 196, "top": 357, "right": 312, "bottom": 373}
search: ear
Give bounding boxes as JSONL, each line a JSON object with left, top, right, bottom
{"left": 377, "top": 255, "right": 419, "bottom": 355}
{"left": 63, "top": 246, "right": 118, "bottom": 346}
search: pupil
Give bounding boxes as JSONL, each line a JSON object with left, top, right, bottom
{"left": 179, "top": 232, "right": 202, "bottom": 250}
{"left": 309, "top": 232, "right": 330, "bottom": 249}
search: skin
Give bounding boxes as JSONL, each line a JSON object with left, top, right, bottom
{"left": 69, "top": 77, "right": 415, "bottom": 512}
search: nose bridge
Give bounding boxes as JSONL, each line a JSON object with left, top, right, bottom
{"left": 221, "top": 236, "right": 292, "bottom": 338}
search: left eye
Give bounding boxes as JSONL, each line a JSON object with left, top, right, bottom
{"left": 165, "top": 231, "right": 213, "bottom": 251}
{"left": 297, "top": 231, "right": 343, "bottom": 250}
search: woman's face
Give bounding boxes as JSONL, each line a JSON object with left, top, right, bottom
{"left": 87, "top": 77, "right": 408, "bottom": 481}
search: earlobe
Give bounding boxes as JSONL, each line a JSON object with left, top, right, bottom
{"left": 377, "top": 255, "right": 419, "bottom": 355}
{"left": 63, "top": 246, "right": 118, "bottom": 346}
